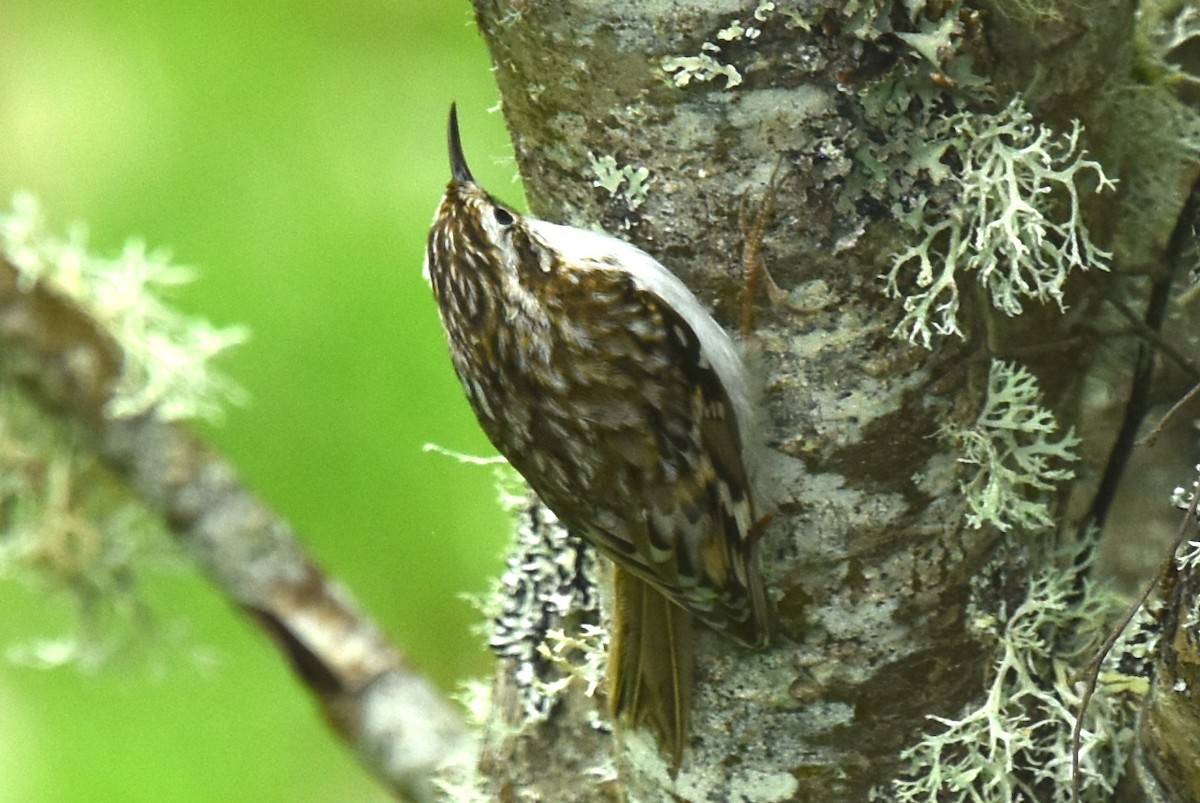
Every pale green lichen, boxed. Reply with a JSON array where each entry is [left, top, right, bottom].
[[0, 192, 248, 421], [433, 681, 494, 803], [944, 360, 1079, 533], [875, 550, 1141, 802], [0, 387, 204, 674], [588, 153, 652, 211], [534, 624, 608, 709], [431, 773, 491, 803], [1171, 464, 1200, 513], [661, 44, 744, 89], [1178, 540, 1200, 630], [1143, 2, 1200, 87], [486, 498, 603, 723], [663, 1, 957, 93], [883, 98, 1115, 347], [453, 678, 494, 730], [1172, 474, 1200, 581], [0, 193, 244, 673], [842, 0, 943, 42], [717, 19, 762, 41], [753, 2, 777, 23], [894, 12, 962, 65]]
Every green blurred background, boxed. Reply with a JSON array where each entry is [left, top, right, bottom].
[[0, 1, 520, 799]]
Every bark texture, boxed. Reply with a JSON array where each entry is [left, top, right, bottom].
[[1137, 558, 1200, 803], [467, 1, 1200, 800]]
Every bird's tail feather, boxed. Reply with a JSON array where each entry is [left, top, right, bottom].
[[609, 566, 694, 771]]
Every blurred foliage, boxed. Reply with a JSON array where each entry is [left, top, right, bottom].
[[0, 1, 520, 799]]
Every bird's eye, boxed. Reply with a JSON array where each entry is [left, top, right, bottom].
[[493, 207, 515, 226]]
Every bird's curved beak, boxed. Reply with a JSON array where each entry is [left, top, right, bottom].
[[448, 103, 475, 184]]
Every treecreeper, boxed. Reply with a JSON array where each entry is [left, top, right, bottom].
[[423, 104, 770, 769]]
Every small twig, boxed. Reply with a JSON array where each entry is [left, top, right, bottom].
[[1140, 378, 1200, 447], [1070, 478, 1199, 802], [987, 335, 1092, 362], [1096, 285, 1200, 381]]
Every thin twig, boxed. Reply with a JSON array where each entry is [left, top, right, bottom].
[[1140, 378, 1200, 447], [1097, 287, 1200, 380]]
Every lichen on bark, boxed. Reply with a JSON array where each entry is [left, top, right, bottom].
[[464, 0, 1200, 800]]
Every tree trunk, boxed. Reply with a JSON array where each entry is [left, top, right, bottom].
[[466, 1, 1200, 800]]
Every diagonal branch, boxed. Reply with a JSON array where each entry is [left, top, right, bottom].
[[0, 255, 471, 802]]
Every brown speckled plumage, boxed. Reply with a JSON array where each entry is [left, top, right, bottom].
[[424, 105, 769, 766]]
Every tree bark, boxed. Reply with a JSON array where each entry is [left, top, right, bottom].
[[467, 1, 1200, 800]]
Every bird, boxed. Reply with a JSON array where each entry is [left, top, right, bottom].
[[423, 103, 769, 767]]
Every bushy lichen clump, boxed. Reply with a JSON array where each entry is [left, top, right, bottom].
[[659, 4, 1111, 347], [1171, 472, 1200, 634], [944, 360, 1080, 533], [1171, 465, 1200, 514], [487, 499, 606, 723], [0, 388, 203, 672], [890, 361, 1136, 799], [0, 192, 247, 421], [0, 193, 245, 672], [876, 547, 1142, 802], [882, 98, 1115, 347]]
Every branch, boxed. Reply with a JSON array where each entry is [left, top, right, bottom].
[[0, 254, 471, 802]]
